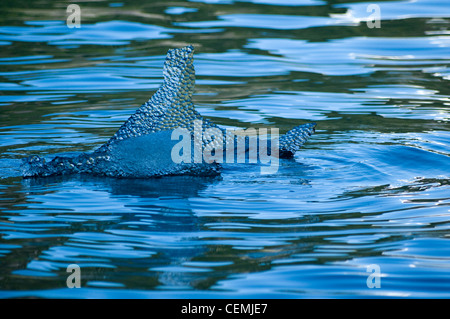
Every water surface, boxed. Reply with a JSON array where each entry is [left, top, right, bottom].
[[0, 0, 449, 298]]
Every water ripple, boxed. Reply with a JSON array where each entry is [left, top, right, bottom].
[[0, 0, 449, 298]]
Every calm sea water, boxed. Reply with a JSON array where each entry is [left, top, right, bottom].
[[0, 0, 449, 298]]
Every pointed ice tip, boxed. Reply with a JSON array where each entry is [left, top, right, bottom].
[[167, 45, 195, 60], [183, 45, 195, 58], [278, 122, 317, 159]]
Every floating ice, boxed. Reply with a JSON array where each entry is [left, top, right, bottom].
[[22, 45, 316, 178]]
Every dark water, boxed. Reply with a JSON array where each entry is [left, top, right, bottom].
[[1, 0, 450, 298]]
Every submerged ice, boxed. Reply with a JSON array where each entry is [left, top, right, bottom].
[[21, 45, 316, 178]]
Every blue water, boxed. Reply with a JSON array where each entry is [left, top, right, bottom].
[[0, 0, 449, 298]]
